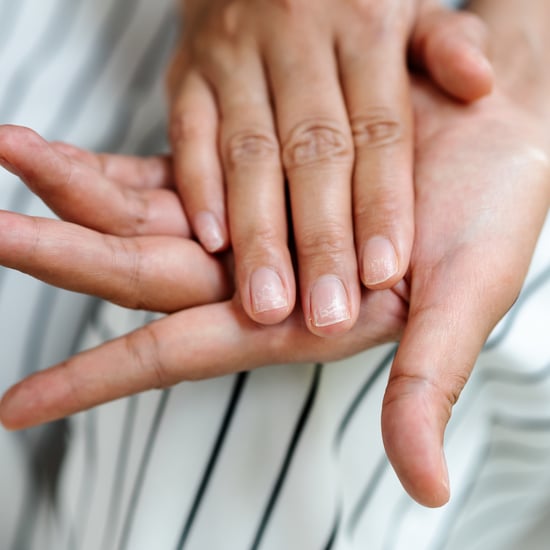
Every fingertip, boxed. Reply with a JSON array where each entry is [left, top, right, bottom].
[[247, 266, 293, 325], [382, 385, 451, 507], [413, 9, 494, 103], [194, 210, 229, 252], [306, 275, 357, 337], [0, 125, 44, 173], [0, 382, 37, 431], [360, 235, 403, 289], [434, 41, 494, 102]]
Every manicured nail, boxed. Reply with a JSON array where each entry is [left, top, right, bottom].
[[362, 236, 398, 286], [310, 275, 350, 327], [250, 267, 288, 313], [194, 211, 224, 252]]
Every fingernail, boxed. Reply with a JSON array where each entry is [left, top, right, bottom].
[[463, 44, 494, 79], [310, 275, 350, 327], [194, 211, 224, 252], [250, 267, 288, 313], [362, 236, 398, 286]]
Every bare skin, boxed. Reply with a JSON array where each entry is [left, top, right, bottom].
[[0, 0, 549, 509], [167, 0, 493, 335]]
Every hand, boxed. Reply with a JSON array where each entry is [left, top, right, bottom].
[[381, 78, 550, 506], [167, 0, 493, 335], [2, 73, 548, 510], [0, 123, 407, 428]]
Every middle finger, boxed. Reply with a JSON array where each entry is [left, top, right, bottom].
[[265, 28, 360, 336]]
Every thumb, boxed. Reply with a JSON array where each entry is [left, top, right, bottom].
[[410, 4, 494, 102], [381, 270, 499, 507]]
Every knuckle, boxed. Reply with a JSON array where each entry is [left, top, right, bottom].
[[247, 225, 282, 249], [125, 325, 171, 389], [282, 120, 353, 170], [384, 371, 466, 422], [225, 130, 280, 169], [129, 193, 151, 236], [105, 237, 144, 309], [220, 2, 244, 40], [268, 0, 303, 15], [351, 110, 403, 149], [347, 0, 410, 33], [169, 110, 212, 145], [238, 226, 286, 266], [59, 360, 86, 412], [354, 188, 403, 224], [297, 224, 349, 262]]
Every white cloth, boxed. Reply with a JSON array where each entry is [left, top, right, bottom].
[[1, 1, 549, 549]]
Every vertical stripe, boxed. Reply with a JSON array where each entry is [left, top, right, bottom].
[[99, 395, 139, 550], [249, 363, 323, 550], [118, 389, 171, 550], [347, 455, 389, 536], [176, 372, 249, 550], [334, 347, 396, 449], [65, 410, 98, 550], [322, 503, 342, 550]]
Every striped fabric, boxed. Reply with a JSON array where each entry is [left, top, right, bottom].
[[1, 1, 550, 549]]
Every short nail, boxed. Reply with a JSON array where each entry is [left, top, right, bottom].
[[194, 211, 224, 252], [250, 267, 288, 314], [310, 275, 350, 328], [362, 236, 398, 286]]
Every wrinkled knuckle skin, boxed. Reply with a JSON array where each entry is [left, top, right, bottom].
[[225, 131, 280, 169], [351, 111, 403, 150], [298, 225, 350, 263], [169, 112, 208, 145], [125, 325, 171, 390], [347, 0, 409, 34], [282, 120, 353, 170]]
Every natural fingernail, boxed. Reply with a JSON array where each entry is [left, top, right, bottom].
[[463, 44, 494, 80], [194, 211, 225, 252], [362, 236, 398, 286], [310, 275, 350, 327], [250, 267, 288, 314]]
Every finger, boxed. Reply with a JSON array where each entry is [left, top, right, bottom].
[[381, 257, 502, 508], [264, 28, 360, 336], [216, 50, 294, 324], [0, 125, 190, 237], [170, 70, 228, 252], [0, 301, 272, 430], [337, 28, 414, 290], [50, 141, 175, 190], [411, 5, 494, 102], [0, 285, 407, 431], [0, 210, 232, 312]]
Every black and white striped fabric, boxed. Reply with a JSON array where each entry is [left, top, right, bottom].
[[1, 1, 550, 549]]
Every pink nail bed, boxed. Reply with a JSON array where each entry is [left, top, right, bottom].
[[310, 275, 350, 327], [194, 211, 224, 252], [250, 267, 288, 313]]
